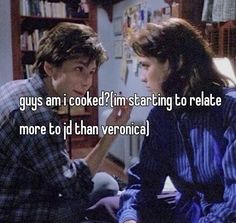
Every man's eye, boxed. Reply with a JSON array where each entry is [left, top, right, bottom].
[[90, 71, 95, 76], [75, 66, 83, 72]]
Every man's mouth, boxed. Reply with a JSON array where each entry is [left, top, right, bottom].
[[73, 90, 85, 97]]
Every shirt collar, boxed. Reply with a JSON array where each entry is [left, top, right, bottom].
[[29, 74, 48, 98], [28, 74, 59, 112]]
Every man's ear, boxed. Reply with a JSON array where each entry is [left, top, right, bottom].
[[43, 61, 54, 77]]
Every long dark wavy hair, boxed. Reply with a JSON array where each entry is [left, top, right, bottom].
[[129, 18, 232, 98]]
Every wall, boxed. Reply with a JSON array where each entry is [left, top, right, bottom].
[[0, 0, 13, 86], [98, 0, 167, 122], [0, 0, 164, 162], [97, 0, 166, 162]]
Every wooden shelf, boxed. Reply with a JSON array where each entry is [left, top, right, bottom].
[[21, 15, 89, 21], [205, 21, 236, 60], [21, 16, 89, 31]]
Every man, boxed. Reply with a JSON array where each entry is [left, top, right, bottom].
[[0, 22, 132, 222]]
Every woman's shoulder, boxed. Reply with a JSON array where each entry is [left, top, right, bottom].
[[149, 105, 170, 117], [223, 87, 236, 104], [225, 87, 236, 96], [222, 87, 236, 122]]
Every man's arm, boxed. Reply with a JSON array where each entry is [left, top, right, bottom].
[[8, 103, 131, 200], [84, 105, 132, 176]]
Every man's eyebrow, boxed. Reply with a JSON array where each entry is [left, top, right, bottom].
[[75, 60, 88, 66], [75, 60, 97, 69]]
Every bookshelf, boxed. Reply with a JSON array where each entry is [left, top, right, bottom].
[[205, 21, 236, 73], [174, 0, 236, 72], [11, 0, 99, 149]]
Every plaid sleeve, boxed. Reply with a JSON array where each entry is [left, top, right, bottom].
[[14, 108, 94, 199]]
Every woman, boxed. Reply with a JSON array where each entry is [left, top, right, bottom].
[[118, 18, 236, 223]]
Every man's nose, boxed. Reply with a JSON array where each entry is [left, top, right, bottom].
[[81, 78, 90, 87], [81, 73, 92, 86]]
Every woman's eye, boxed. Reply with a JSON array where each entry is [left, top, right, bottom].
[[140, 63, 149, 69]]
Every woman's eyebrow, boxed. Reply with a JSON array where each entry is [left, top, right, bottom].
[[140, 61, 148, 65]]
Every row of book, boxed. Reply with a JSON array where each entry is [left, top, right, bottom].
[[20, 29, 46, 51], [23, 64, 34, 79], [20, 0, 67, 18]]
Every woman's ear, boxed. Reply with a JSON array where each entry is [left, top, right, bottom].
[[43, 61, 54, 77], [163, 59, 170, 74], [177, 55, 183, 71]]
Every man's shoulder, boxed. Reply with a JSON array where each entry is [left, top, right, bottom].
[[0, 75, 44, 97], [0, 79, 28, 94], [0, 79, 29, 111], [0, 75, 47, 118]]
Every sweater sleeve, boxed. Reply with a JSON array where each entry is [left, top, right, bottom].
[[118, 108, 169, 223], [199, 104, 236, 223]]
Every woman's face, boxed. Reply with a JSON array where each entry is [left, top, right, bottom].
[[139, 56, 169, 95]]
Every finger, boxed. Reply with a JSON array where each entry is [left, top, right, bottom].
[[109, 106, 121, 117], [118, 105, 132, 122], [121, 102, 133, 115]]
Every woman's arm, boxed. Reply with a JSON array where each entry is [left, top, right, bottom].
[[199, 118, 236, 223], [118, 107, 169, 223]]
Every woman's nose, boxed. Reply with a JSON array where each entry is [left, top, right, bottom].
[[140, 72, 147, 82]]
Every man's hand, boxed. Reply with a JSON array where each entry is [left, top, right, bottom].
[[84, 102, 132, 176], [106, 103, 132, 127]]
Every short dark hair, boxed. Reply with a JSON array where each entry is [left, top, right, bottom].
[[129, 18, 231, 97], [33, 22, 107, 76]]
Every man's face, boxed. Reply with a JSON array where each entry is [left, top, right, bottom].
[[47, 57, 97, 98], [139, 56, 169, 95]]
